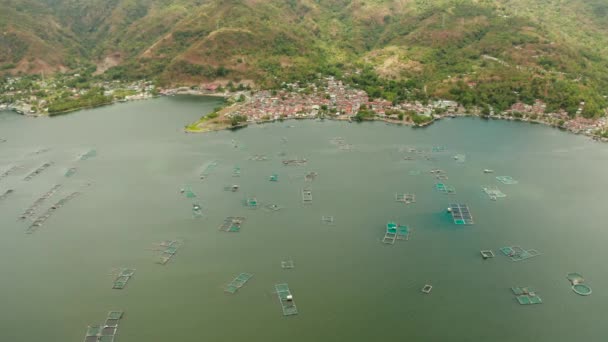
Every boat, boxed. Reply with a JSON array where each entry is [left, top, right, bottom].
[[483, 169, 494, 173]]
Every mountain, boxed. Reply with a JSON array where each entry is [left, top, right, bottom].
[[1, 0, 607, 116]]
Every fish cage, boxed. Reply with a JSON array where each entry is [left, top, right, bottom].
[[192, 203, 203, 217], [263, 203, 284, 212], [482, 186, 506, 200], [283, 158, 307, 166], [321, 215, 335, 225], [65, 167, 77, 177], [156, 240, 182, 265], [382, 222, 410, 244], [0, 189, 14, 201], [200, 161, 218, 179], [112, 269, 135, 289], [567, 273, 592, 296], [281, 259, 295, 269], [304, 171, 318, 182], [219, 217, 246, 232], [447, 204, 474, 225], [243, 196, 259, 209], [435, 183, 456, 194], [432, 146, 446, 152], [23, 162, 53, 181], [19, 184, 62, 220], [453, 154, 466, 163], [223, 184, 240, 192], [180, 187, 197, 199], [301, 188, 312, 204], [269, 174, 279, 182], [79, 149, 97, 161], [496, 176, 518, 185], [275, 283, 298, 316], [224, 273, 254, 294], [422, 284, 433, 294], [26, 192, 81, 234], [511, 287, 542, 305], [0, 165, 21, 181], [480, 250, 495, 259], [83, 311, 124, 342], [395, 193, 416, 204], [499, 246, 541, 261], [249, 155, 268, 161], [232, 166, 242, 177]]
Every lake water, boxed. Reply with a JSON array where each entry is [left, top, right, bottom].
[[1, 96, 607, 342]]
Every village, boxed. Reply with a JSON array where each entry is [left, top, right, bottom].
[[1, 74, 608, 141], [200, 77, 608, 141]]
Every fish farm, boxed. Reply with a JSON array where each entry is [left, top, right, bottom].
[[496, 176, 518, 185], [482, 186, 506, 200], [567, 273, 592, 296], [435, 183, 456, 194], [395, 193, 416, 204], [200, 161, 218, 179], [281, 259, 295, 269], [511, 287, 543, 305], [79, 149, 97, 161], [83, 311, 124, 342], [0, 189, 14, 201], [0, 165, 20, 181], [19, 184, 62, 220], [447, 204, 474, 225], [26, 191, 81, 233], [224, 273, 253, 294], [275, 283, 298, 316], [382, 222, 411, 244], [23, 162, 53, 181], [156, 240, 182, 265], [499, 246, 541, 261], [301, 188, 312, 204], [65, 167, 77, 177], [112, 268, 135, 289], [219, 217, 246, 232]]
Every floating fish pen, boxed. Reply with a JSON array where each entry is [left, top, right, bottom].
[[243, 196, 259, 209], [26, 192, 81, 233], [232, 166, 241, 177], [329, 137, 345, 145], [304, 171, 318, 182], [283, 158, 307, 166], [19, 184, 62, 220], [511, 287, 543, 305], [0, 165, 20, 181], [65, 167, 77, 177], [281, 137, 289, 143], [84, 311, 124, 342], [430, 169, 448, 180], [480, 250, 495, 259], [499, 246, 541, 261], [275, 283, 298, 316], [156, 240, 182, 265], [192, 203, 203, 217], [219, 217, 246, 232], [338, 144, 353, 151], [408, 170, 421, 176], [432, 146, 446, 152], [23, 162, 53, 181], [301, 188, 312, 204], [447, 204, 474, 225], [482, 186, 506, 200], [321, 215, 334, 225], [0, 189, 14, 201], [453, 154, 466, 162], [181, 187, 197, 198], [403, 156, 414, 161], [249, 154, 268, 161], [422, 284, 433, 294], [200, 161, 218, 179], [496, 176, 518, 185], [225, 273, 253, 294], [395, 193, 416, 204], [79, 149, 97, 161], [269, 174, 279, 182], [567, 273, 592, 296], [435, 183, 456, 194], [112, 268, 135, 289], [281, 259, 295, 269], [30, 148, 51, 156], [264, 203, 284, 212], [224, 184, 240, 192], [382, 222, 411, 244]]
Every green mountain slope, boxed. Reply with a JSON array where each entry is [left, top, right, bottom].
[[1, 0, 607, 115]]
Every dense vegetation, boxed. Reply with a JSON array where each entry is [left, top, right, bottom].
[[47, 88, 112, 115], [1, 0, 608, 116]]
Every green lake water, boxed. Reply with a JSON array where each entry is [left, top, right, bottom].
[[1, 96, 607, 341]]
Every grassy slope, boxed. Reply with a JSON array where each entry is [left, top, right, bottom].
[[1, 0, 607, 114]]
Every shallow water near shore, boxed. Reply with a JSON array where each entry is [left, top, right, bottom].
[[1, 96, 607, 342]]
